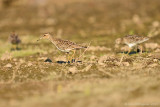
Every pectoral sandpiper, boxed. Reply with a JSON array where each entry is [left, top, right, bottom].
[[115, 35, 149, 54], [37, 33, 87, 62], [9, 32, 21, 50]]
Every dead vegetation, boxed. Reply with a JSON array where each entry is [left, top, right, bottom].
[[0, 0, 160, 107]]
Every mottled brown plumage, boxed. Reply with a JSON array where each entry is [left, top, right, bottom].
[[115, 35, 150, 54], [37, 33, 87, 62], [123, 35, 149, 47], [38, 33, 87, 53], [9, 32, 21, 50], [9, 32, 21, 45], [116, 35, 149, 48]]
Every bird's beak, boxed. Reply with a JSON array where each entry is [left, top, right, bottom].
[[37, 36, 43, 41]]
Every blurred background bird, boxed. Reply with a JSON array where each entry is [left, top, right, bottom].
[[8, 31, 21, 51], [115, 35, 150, 54]]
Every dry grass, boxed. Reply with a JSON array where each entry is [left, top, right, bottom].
[[0, 0, 160, 107]]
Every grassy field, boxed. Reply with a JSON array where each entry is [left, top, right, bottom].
[[0, 0, 160, 107]]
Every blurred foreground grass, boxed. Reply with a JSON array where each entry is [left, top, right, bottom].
[[0, 0, 160, 107]]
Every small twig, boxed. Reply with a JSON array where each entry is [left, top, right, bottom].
[[119, 52, 125, 66], [78, 41, 91, 60], [7, 63, 21, 83]]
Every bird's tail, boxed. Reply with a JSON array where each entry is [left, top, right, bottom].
[[75, 43, 89, 49], [144, 37, 150, 41], [139, 37, 150, 44], [82, 46, 88, 48]]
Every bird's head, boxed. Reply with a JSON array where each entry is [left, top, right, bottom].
[[37, 33, 52, 41], [115, 38, 122, 45]]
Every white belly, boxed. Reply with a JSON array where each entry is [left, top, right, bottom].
[[127, 43, 137, 48], [51, 41, 73, 53]]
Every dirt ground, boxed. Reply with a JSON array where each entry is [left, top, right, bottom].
[[0, 0, 160, 107]]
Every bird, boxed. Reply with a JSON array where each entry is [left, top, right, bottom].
[[115, 35, 150, 54], [37, 33, 87, 62], [9, 32, 21, 50]]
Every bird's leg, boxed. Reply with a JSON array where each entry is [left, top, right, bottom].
[[16, 44, 18, 50], [78, 49, 82, 61], [68, 53, 71, 63], [71, 50, 76, 63], [119, 51, 125, 66], [136, 45, 138, 53], [13, 44, 16, 50], [15, 44, 18, 50], [11, 44, 16, 51], [137, 45, 142, 53], [11, 44, 14, 50], [66, 52, 70, 63], [127, 48, 131, 55], [140, 45, 143, 54]]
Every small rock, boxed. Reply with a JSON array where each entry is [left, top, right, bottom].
[[122, 62, 130, 66], [153, 59, 158, 62], [69, 66, 78, 74], [4, 63, 12, 68], [13, 58, 17, 61], [148, 63, 158, 68], [19, 59, 25, 64], [28, 62, 33, 66]]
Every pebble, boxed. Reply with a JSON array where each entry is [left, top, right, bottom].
[[4, 63, 12, 68]]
